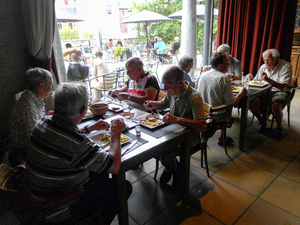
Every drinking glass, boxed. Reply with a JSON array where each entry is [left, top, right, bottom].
[[122, 100, 131, 119]]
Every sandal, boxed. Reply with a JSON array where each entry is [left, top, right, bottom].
[[227, 118, 234, 128], [218, 137, 234, 146]]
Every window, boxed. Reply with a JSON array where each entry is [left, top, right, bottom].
[[69, 23, 73, 29]]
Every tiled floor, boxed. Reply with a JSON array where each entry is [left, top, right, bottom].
[[1, 87, 300, 224], [111, 88, 300, 225]]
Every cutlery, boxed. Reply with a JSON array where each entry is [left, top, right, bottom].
[[121, 140, 138, 156]]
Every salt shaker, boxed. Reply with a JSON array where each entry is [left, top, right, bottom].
[[135, 124, 141, 136]]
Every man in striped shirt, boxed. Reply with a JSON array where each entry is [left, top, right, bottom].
[[25, 83, 132, 224]]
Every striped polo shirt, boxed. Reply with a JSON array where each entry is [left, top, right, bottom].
[[25, 114, 113, 199]]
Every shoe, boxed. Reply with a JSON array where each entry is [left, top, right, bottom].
[[172, 168, 181, 188], [218, 137, 234, 146], [274, 127, 284, 139], [159, 169, 173, 184], [227, 118, 234, 128]]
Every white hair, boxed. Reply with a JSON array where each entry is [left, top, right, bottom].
[[217, 44, 231, 53], [175, 37, 180, 42], [262, 49, 280, 59]]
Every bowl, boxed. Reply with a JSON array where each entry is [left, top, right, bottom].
[[89, 102, 108, 116]]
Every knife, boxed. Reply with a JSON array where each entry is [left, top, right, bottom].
[[121, 140, 138, 156]]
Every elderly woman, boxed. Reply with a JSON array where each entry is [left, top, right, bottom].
[[178, 55, 195, 88]]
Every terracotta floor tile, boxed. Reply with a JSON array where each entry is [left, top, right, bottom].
[[260, 137, 300, 157], [236, 199, 300, 225], [180, 211, 223, 225], [214, 158, 277, 196], [237, 146, 293, 174], [198, 177, 256, 225], [281, 156, 300, 183], [261, 176, 300, 218]]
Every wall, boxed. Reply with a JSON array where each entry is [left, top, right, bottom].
[[0, 1, 27, 139]]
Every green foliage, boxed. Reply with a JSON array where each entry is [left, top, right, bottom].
[[114, 46, 124, 56], [132, 0, 219, 52], [81, 32, 95, 39], [132, 0, 182, 44], [59, 27, 80, 40]]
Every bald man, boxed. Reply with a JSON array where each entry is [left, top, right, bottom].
[[144, 66, 207, 188], [109, 57, 160, 104]]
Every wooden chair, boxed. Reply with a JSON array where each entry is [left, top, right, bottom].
[[0, 163, 103, 225]]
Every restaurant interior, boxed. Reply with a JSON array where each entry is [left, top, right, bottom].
[[1, 0, 300, 224]]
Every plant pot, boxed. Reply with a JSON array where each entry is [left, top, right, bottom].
[[122, 51, 132, 60], [114, 55, 120, 62]]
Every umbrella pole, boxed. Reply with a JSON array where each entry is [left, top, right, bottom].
[[145, 21, 148, 43]]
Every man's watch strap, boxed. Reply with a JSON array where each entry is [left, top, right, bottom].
[[127, 95, 131, 100], [84, 125, 90, 134]]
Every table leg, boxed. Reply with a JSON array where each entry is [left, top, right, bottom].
[[180, 139, 190, 204], [239, 97, 249, 150], [113, 168, 129, 225]]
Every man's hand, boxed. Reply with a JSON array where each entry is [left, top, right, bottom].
[[108, 90, 120, 97], [143, 100, 155, 110], [226, 73, 234, 79], [246, 73, 254, 80], [111, 118, 126, 134], [117, 92, 129, 101], [261, 72, 267, 81], [93, 120, 110, 130], [162, 113, 178, 124]]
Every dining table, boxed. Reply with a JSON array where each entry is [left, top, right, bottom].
[[232, 81, 272, 150], [78, 101, 201, 225]]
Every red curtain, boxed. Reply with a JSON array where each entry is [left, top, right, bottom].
[[217, 0, 298, 75]]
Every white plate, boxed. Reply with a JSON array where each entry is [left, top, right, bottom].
[[90, 132, 133, 149]]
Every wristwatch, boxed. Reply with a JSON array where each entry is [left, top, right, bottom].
[[269, 80, 274, 86], [127, 95, 131, 100]]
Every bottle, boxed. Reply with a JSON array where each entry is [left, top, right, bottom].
[[135, 124, 141, 136]]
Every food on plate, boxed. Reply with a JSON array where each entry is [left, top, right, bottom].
[[231, 86, 242, 92], [99, 133, 130, 147], [250, 80, 267, 86], [148, 116, 157, 122], [140, 121, 161, 127], [111, 107, 120, 111]]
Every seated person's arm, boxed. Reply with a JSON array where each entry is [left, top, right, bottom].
[[108, 86, 128, 97], [117, 86, 158, 104], [162, 113, 207, 132], [261, 72, 288, 90], [107, 119, 125, 174], [81, 119, 110, 133], [143, 100, 165, 111]]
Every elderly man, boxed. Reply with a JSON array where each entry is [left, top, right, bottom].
[[144, 66, 207, 188], [169, 37, 180, 55], [25, 83, 132, 224], [203, 44, 243, 80], [7, 68, 54, 165], [197, 52, 247, 145], [247, 49, 292, 138], [67, 52, 89, 82], [109, 57, 160, 104]]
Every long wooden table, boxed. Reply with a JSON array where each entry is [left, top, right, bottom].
[[236, 84, 272, 150], [79, 106, 200, 224]]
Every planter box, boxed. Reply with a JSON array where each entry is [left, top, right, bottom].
[[122, 51, 132, 60]]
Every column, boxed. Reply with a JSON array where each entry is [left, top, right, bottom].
[[181, 0, 197, 76]]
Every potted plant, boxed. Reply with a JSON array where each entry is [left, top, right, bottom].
[[121, 47, 133, 60], [113, 46, 123, 62]]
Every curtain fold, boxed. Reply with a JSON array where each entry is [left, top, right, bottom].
[[21, 0, 55, 71], [217, 0, 298, 75]]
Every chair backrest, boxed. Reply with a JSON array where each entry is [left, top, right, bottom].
[[210, 105, 232, 125]]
